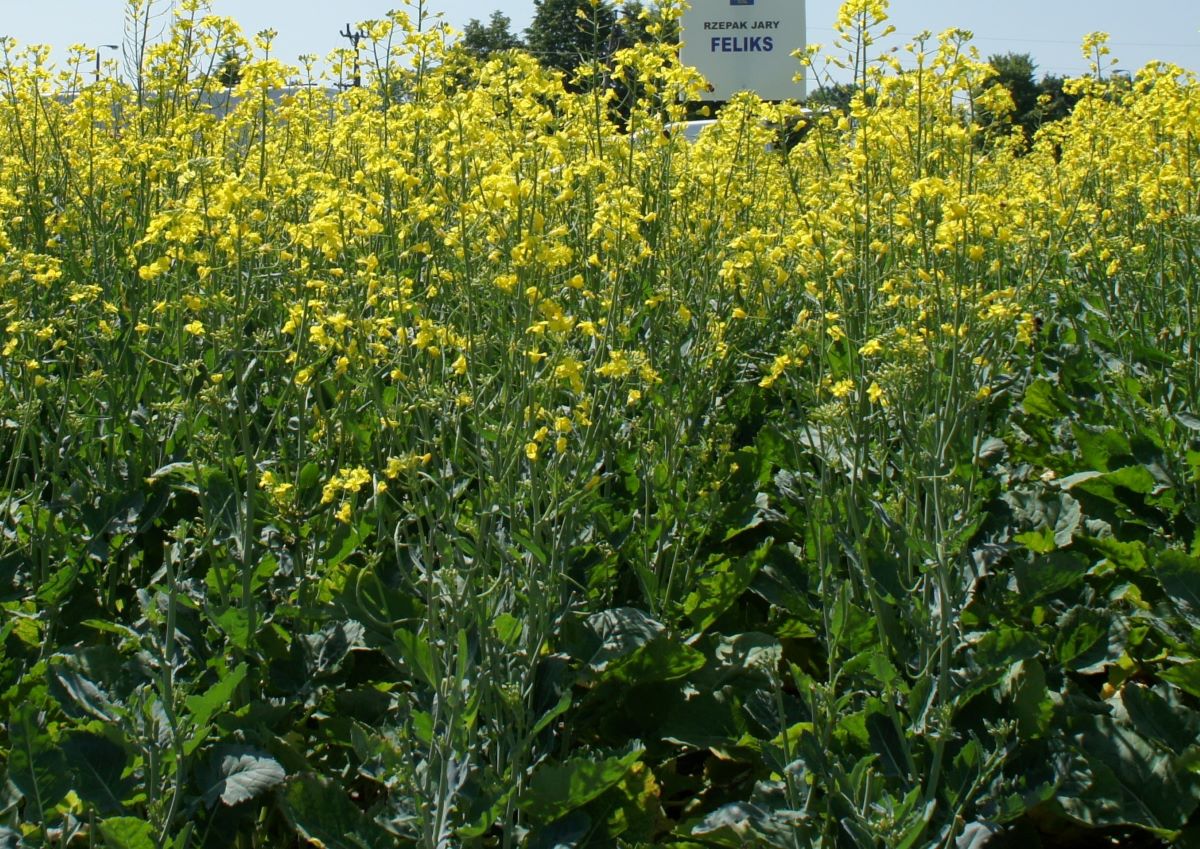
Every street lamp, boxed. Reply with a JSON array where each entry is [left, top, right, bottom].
[[94, 43, 118, 81]]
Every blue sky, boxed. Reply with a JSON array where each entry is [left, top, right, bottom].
[[2, 0, 1197, 83]]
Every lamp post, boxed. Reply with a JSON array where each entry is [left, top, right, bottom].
[[94, 43, 118, 81], [339, 24, 364, 88]]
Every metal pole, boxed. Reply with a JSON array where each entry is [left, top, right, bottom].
[[339, 24, 364, 87], [94, 43, 118, 81]]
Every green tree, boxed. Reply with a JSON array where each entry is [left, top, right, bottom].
[[988, 52, 1039, 137], [525, 0, 618, 76], [984, 53, 1080, 147], [1035, 73, 1080, 125], [217, 47, 243, 88], [461, 10, 524, 61], [805, 81, 856, 113], [613, 1, 679, 48]]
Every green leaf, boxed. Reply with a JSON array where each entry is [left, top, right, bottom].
[[216, 607, 251, 651], [492, 613, 523, 647], [1015, 550, 1088, 602], [865, 708, 910, 779], [323, 519, 371, 570], [599, 635, 706, 685], [960, 628, 1041, 704], [1072, 425, 1131, 473], [1023, 379, 1063, 418], [199, 746, 286, 807], [302, 620, 366, 676], [298, 462, 321, 493], [1063, 465, 1158, 506], [280, 774, 391, 849], [585, 608, 663, 671], [393, 628, 436, 687], [97, 817, 156, 849], [48, 663, 117, 722], [1161, 662, 1200, 698], [1003, 658, 1051, 737], [1014, 527, 1056, 555], [520, 745, 644, 823], [684, 540, 772, 635], [1155, 550, 1200, 629], [36, 564, 80, 606], [597, 762, 667, 843], [1062, 712, 1200, 836], [1054, 606, 1113, 672], [1121, 683, 1199, 755], [7, 703, 71, 822], [661, 687, 749, 749], [184, 662, 247, 730], [63, 732, 132, 816], [201, 469, 240, 543]]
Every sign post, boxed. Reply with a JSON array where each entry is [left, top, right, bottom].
[[680, 0, 806, 102]]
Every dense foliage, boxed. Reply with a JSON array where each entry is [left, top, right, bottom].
[[2, 1, 1200, 847]]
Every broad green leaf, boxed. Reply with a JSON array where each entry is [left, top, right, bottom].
[[585, 608, 663, 671], [492, 612, 523, 647], [1062, 713, 1200, 835], [684, 540, 772, 635], [865, 709, 910, 779], [598, 762, 667, 842], [280, 774, 391, 849], [201, 469, 240, 544], [184, 662, 247, 730], [599, 636, 706, 685], [48, 663, 117, 722], [97, 817, 156, 849], [36, 564, 79, 606], [1155, 550, 1200, 629], [692, 802, 773, 843], [393, 628, 436, 686], [955, 821, 1001, 849], [1003, 659, 1051, 737], [959, 628, 1041, 704], [323, 519, 371, 570], [1015, 550, 1088, 602], [199, 746, 286, 807], [7, 703, 71, 822], [526, 811, 590, 849], [1121, 683, 1199, 755], [63, 733, 132, 816], [1072, 424, 1131, 472], [216, 607, 251, 651], [297, 462, 321, 493], [1014, 527, 1056, 555], [661, 687, 748, 749], [1054, 606, 1113, 672], [1023, 379, 1063, 418], [1162, 662, 1200, 699], [302, 620, 365, 676], [1064, 465, 1158, 508], [520, 745, 644, 823]]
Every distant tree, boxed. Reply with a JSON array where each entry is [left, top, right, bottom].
[[983, 53, 1081, 147], [987, 52, 1039, 138], [805, 82, 856, 113], [525, 0, 618, 76], [217, 48, 243, 88], [1035, 74, 1081, 125], [461, 10, 524, 61], [613, 1, 679, 49]]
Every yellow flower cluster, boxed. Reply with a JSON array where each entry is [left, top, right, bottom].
[[0, 0, 1193, 546]]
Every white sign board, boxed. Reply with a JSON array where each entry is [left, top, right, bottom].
[[680, 0, 806, 102]]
